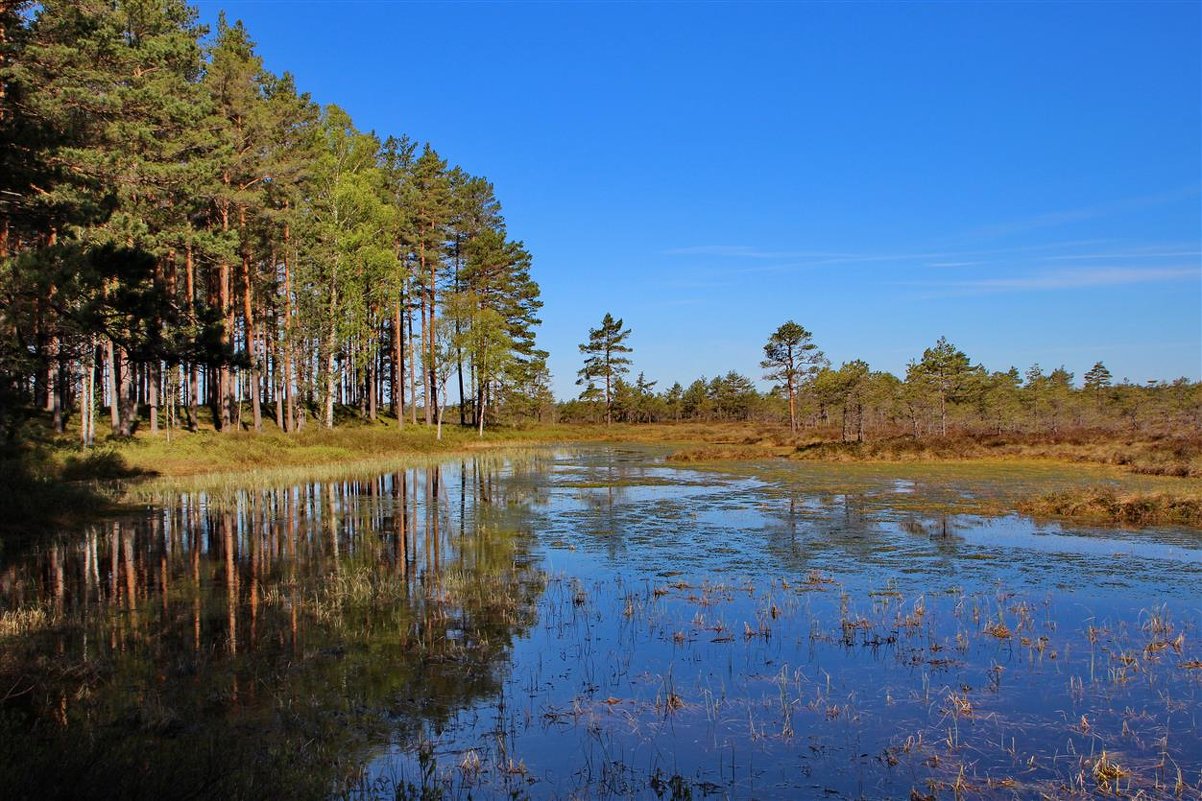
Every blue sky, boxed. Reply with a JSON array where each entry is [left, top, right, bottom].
[[195, 1, 1201, 398]]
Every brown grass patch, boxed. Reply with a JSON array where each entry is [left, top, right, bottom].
[[1018, 486, 1202, 527]]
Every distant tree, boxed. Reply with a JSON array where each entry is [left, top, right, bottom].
[[1084, 361, 1112, 413], [762, 321, 825, 433], [681, 377, 711, 420], [980, 367, 1023, 434], [908, 336, 978, 437], [834, 360, 870, 442], [710, 371, 759, 421], [632, 372, 658, 422], [577, 382, 605, 423], [1046, 366, 1074, 434], [1083, 361, 1112, 391], [662, 382, 684, 421], [1023, 364, 1047, 432], [577, 312, 632, 425]]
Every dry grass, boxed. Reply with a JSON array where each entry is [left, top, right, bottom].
[[1018, 486, 1202, 527], [660, 427, 1202, 477]]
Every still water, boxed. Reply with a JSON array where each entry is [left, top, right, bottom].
[[1, 447, 1199, 800]]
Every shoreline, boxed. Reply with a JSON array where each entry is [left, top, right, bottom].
[[4, 423, 1201, 534]]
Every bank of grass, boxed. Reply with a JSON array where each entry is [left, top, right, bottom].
[[5, 415, 1202, 531], [0, 414, 580, 533], [654, 423, 1202, 478], [1017, 486, 1202, 528]]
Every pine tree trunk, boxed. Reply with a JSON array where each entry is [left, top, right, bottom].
[[241, 238, 262, 432], [426, 243, 438, 425], [149, 361, 159, 435], [107, 338, 119, 430], [368, 351, 378, 421], [323, 282, 339, 429], [605, 372, 612, 426], [80, 341, 95, 447], [476, 383, 484, 431], [940, 391, 947, 437], [407, 303, 417, 425], [392, 301, 403, 426], [282, 227, 296, 433], [218, 193, 233, 432], [184, 244, 198, 431], [118, 348, 137, 437], [272, 309, 284, 431]]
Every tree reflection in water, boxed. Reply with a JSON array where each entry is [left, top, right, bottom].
[[0, 456, 548, 801]]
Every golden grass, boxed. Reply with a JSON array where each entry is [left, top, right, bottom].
[[1017, 486, 1202, 527], [8, 418, 1202, 531]]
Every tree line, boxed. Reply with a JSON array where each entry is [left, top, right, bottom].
[[0, 0, 549, 443], [563, 315, 1202, 437]]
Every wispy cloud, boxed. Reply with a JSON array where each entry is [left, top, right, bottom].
[[661, 245, 840, 259], [665, 239, 1121, 268], [1041, 248, 1201, 262], [919, 266, 1199, 294], [960, 186, 1201, 240], [662, 239, 1200, 284]]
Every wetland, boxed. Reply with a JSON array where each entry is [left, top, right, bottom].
[[1, 445, 1199, 800]]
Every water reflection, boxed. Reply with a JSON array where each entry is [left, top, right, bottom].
[[2, 447, 1201, 800], [0, 457, 549, 801]]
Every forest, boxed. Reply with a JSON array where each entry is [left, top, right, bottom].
[[0, 0, 549, 444], [564, 314, 1201, 445]]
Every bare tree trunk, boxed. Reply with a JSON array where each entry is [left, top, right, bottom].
[[107, 338, 119, 430], [81, 340, 96, 447], [368, 348, 378, 421], [148, 361, 159, 435], [240, 225, 262, 432], [605, 372, 612, 426], [424, 241, 438, 425], [392, 301, 403, 427], [218, 193, 233, 432], [477, 382, 486, 438], [282, 226, 296, 433], [323, 283, 339, 429], [272, 308, 284, 431], [787, 375, 797, 434], [407, 302, 418, 425], [183, 243, 198, 431], [117, 348, 137, 437]]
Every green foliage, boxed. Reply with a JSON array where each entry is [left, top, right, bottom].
[[762, 320, 826, 432], [0, 0, 545, 444], [906, 336, 982, 436], [577, 313, 633, 425]]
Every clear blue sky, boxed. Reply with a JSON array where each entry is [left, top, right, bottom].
[[195, 0, 1201, 398]]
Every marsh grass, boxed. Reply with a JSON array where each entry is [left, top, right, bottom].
[[371, 570, 1202, 800], [656, 424, 1202, 476], [9, 418, 1202, 532], [1019, 486, 1202, 527]]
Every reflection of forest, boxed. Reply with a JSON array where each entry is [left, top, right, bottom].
[[765, 487, 967, 573], [0, 458, 547, 801]]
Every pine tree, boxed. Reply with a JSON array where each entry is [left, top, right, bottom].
[[577, 313, 632, 426], [761, 321, 825, 433], [407, 145, 451, 425], [301, 105, 397, 428], [1084, 361, 1112, 414], [909, 336, 977, 437]]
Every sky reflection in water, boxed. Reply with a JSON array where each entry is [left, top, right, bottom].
[[1, 446, 1199, 800]]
